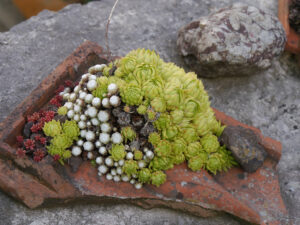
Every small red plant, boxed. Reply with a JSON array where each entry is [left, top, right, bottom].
[[33, 149, 45, 162], [16, 148, 26, 158], [24, 139, 35, 150]]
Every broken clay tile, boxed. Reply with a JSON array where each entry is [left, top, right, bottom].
[[0, 41, 287, 225]]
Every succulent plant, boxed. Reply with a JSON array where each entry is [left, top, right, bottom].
[[138, 168, 151, 183], [31, 47, 239, 189], [148, 132, 161, 147], [57, 106, 68, 115], [62, 120, 80, 140], [120, 84, 144, 106], [123, 160, 139, 176], [151, 171, 166, 187], [110, 144, 126, 161], [43, 120, 62, 137], [200, 134, 220, 154], [121, 126, 136, 142]]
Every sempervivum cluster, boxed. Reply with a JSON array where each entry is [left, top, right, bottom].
[[33, 48, 238, 189], [55, 64, 157, 189]]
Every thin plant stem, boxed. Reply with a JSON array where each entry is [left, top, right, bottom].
[[105, 0, 120, 62]]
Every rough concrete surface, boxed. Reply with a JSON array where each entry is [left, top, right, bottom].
[[0, 0, 299, 224]]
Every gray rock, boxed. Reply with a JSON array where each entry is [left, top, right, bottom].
[[219, 125, 267, 172], [0, 0, 299, 224], [177, 3, 286, 77]]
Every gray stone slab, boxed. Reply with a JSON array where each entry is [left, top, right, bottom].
[[0, 0, 299, 224]]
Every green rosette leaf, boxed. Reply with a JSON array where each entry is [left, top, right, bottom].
[[57, 106, 68, 116], [133, 63, 157, 84], [154, 113, 170, 131], [151, 97, 166, 113], [110, 144, 126, 161], [43, 120, 62, 137], [184, 142, 203, 160], [137, 105, 147, 115], [148, 132, 161, 147], [162, 126, 178, 141], [206, 154, 223, 175], [172, 153, 185, 165], [62, 120, 80, 140], [142, 79, 163, 100], [134, 150, 143, 160], [50, 133, 73, 149], [121, 126, 136, 142], [170, 110, 184, 124], [120, 84, 143, 106], [172, 138, 187, 155], [122, 160, 139, 176], [155, 140, 172, 158], [138, 168, 152, 183], [200, 134, 220, 154], [183, 98, 200, 118], [188, 152, 208, 171], [182, 127, 198, 143], [150, 156, 173, 171], [151, 171, 166, 187]]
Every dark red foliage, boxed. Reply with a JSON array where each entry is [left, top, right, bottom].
[[44, 111, 55, 119], [50, 95, 63, 107], [27, 112, 40, 122], [64, 80, 74, 87], [34, 135, 41, 141], [33, 149, 45, 162], [53, 154, 61, 161], [55, 85, 65, 95], [24, 139, 35, 150], [39, 137, 47, 145], [16, 135, 24, 144], [31, 123, 43, 133], [16, 148, 26, 158]]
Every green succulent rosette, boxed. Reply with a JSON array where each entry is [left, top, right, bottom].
[[120, 84, 144, 106], [172, 153, 185, 165], [170, 110, 184, 125], [151, 171, 166, 187], [110, 144, 126, 161], [62, 120, 80, 140], [206, 154, 223, 175], [172, 138, 187, 155], [137, 104, 147, 115], [57, 106, 68, 116], [148, 132, 161, 147], [151, 97, 166, 113], [154, 113, 170, 131], [188, 152, 208, 171], [184, 142, 203, 160], [121, 126, 136, 142], [50, 133, 73, 150], [134, 150, 143, 160], [138, 168, 152, 183], [200, 134, 220, 154], [122, 160, 139, 176], [181, 127, 198, 143], [155, 140, 172, 158], [150, 156, 173, 171], [43, 120, 62, 137], [162, 126, 178, 141]]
